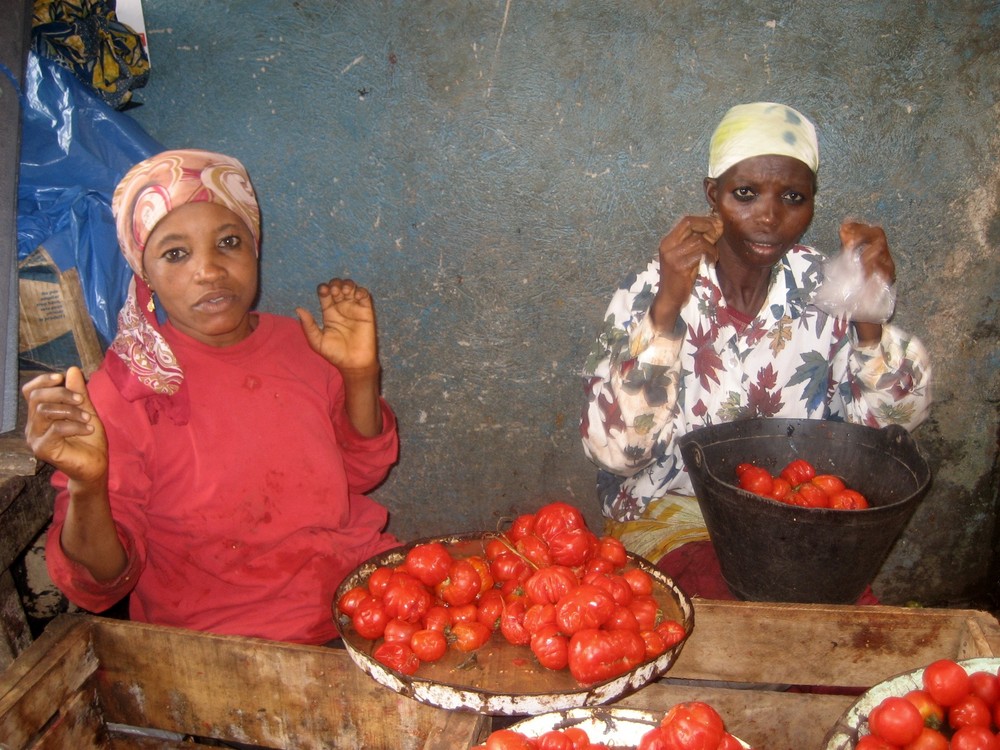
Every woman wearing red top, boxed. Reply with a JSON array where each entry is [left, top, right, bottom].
[[22, 149, 400, 644]]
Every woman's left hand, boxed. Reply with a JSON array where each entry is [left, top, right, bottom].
[[296, 278, 380, 374], [841, 222, 895, 346]]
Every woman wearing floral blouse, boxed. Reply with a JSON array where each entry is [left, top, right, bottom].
[[580, 102, 931, 598]]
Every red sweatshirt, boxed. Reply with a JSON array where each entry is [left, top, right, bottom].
[[46, 313, 400, 644]]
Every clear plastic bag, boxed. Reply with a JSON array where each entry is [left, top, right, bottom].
[[810, 241, 896, 324]]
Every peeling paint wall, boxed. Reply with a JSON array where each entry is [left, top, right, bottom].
[[125, 0, 999, 606]]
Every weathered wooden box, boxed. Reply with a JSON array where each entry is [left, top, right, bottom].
[[0, 614, 485, 749]]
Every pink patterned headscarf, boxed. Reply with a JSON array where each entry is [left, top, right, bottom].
[[106, 150, 260, 415]]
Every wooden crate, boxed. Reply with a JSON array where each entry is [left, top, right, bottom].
[[614, 600, 1000, 750], [0, 614, 486, 750]]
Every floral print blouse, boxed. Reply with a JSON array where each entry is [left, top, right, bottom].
[[581, 245, 932, 522]]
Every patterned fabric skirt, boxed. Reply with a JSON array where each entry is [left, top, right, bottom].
[[603, 492, 710, 565]]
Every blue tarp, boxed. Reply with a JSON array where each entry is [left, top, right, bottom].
[[17, 51, 162, 346]]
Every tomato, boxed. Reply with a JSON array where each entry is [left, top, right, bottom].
[[533, 501, 587, 544], [780, 458, 816, 486], [766, 476, 793, 501], [640, 629, 668, 659], [367, 565, 395, 597], [352, 596, 389, 640], [451, 621, 492, 652], [583, 556, 616, 577], [735, 462, 756, 478], [658, 701, 726, 750], [716, 734, 744, 750], [949, 693, 993, 730], [373, 641, 419, 676], [476, 588, 505, 631], [422, 605, 451, 632], [596, 536, 628, 569], [382, 576, 432, 623], [548, 528, 598, 567], [567, 628, 645, 684], [792, 481, 829, 508], [523, 602, 558, 635], [466, 555, 496, 594], [903, 727, 950, 750], [485, 538, 511, 561], [490, 552, 533, 584], [560, 727, 591, 750], [829, 489, 870, 510], [738, 465, 773, 496], [905, 689, 945, 730], [525, 565, 580, 605], [950, 725, 1000, 750], [537, 730, 576, 750], [336, 585, 371, 616], [500, 577, 528, 605], [622, 568, 654, 597], [515, 534, 553, 568], [855, 736, 899, 750], [403, 542, 454, 587], [655, 619, 687, 649], [555, 584, 616, 634], [382, 617, 420, 644], [484, 729, 535, 750], [530, 623, 570, 670], [869, 696, 924, 746], [410, 628, 448, 663], [436, 559, 483, 607], [507, 514, 536, 543], [499, 598, 531, 646], [811, 474, 846, 495], [923, 659, 971, 707], [583, 571, 634, 606], [449, 603, 479, 625], [970, 671, 1000, 707], [604, 605, 640, 632], [629, 595, 660, 632]]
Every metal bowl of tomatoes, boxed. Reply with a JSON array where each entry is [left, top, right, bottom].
[[823, 657, 1000, 749], [332, 528, 695, 715], [679, 418, 931, 604]]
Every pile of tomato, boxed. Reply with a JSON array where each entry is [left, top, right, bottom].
[[336, 501, 687, 685], [735, 457, 870, 509], [473, 701, 749, 749], [859, 659, 1000, 749]]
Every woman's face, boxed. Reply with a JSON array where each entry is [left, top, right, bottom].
[[142, 201, 259, 347], [704, 154, 816, 270]]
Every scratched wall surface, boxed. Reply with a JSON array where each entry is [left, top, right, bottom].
[[124, 1, 999, 605]]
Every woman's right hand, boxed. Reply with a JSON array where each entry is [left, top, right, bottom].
[[650, 214, 723, 333], [22, 367, 108, 486]]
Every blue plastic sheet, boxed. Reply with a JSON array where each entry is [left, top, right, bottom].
[[17, 51, 162, 347]]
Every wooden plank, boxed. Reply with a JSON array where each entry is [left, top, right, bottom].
[[90, 617, 483, 750], [668, 600, 1000, 688], [0, 465, 54, 571], [0, 616, 98, 749], [0, 568, 31, 670], [23, 683, 105, 750]]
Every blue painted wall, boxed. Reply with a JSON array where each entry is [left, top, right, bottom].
[[124, 0, 1000, 606]]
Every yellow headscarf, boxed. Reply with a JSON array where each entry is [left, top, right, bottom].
[[708, 102, 819, 179]]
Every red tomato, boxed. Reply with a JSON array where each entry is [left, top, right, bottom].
[[855, 736, 898, 750], [567, 629, 645, 684], [367, 565, 395, 598], [537, 730, 576, 750], [477, 589, 506, 631], [500, 577, 528, 605], [382, 617, 420, 644], [525, 565, 580, 605], [523, 602, 558, 635], [735, 462, 756, 477], [490, 552, 533, 584], [410, 628, 448, 663], [738, 465, 773, 496], [596, 536, 628, 569], [583, 556, 616, 577], [716, 734, 744, 750], [604, 605, 640, 632], [451, 621, 492, 652], [658, 701, 726, 750], [640, 629, 667, 659], [515, 534, 553, 568], [507, 514, 536, 542], [923, 659, 971, 707], [629, 595, 660, 632], [484, 538, 511, 561], [655, 619, 687, 649], [548, 528, 598, 567], [583, 571, 634, 606], [829, 488, 870, 510], [533, 501, 587, 544], [869, 696, 924, 746], [436, 559, 483, 607], [555, 584, 616, 634], [793, 481, 830, 508], [382, 576, 432, 623], [484, 729, 535, 750], [373, 641, 419, 675], [352, 596, 389, 640], [560, 727, 590, 750], [622, 568, 654, 597], [950, 725, 1000, 750], [780, 458, 816, 486], [765, 476, 793, 501], [422, 605, 451, 632], [903, 727, 950, 750], [466, 555, 496, 594], [449, 603, 479, 625], [530, 623, 570, 671], [810, 474, 846, 495], [970, 671, 1000, 707], [949, 693, 993, 730], [403, 542, 454, 587], [499, 598, 531, 646], [905, 689, 945, 730], [336, 585, 371, 616]]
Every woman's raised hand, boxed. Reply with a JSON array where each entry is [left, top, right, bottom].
[[840, 221, 894, 346], [296, 278, 381, 374], [650, 214, 724, 333], [22, 367, 108, 485]]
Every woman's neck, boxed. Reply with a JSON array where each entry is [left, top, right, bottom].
[[715, 259, 772, 319]]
